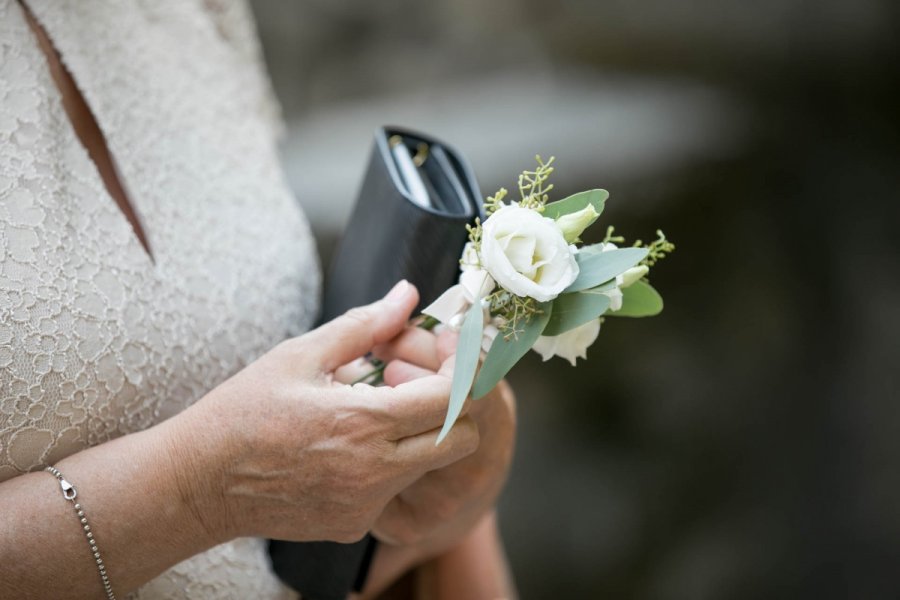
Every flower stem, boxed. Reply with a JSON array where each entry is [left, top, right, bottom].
[[351, 315, 439, 385], [417, 315, 439, 331]]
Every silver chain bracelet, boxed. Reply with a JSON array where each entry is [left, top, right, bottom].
[[45, 466, 117, 600]]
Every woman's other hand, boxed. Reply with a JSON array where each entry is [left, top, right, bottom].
[[173, 281, 480, 544], [368, 325, 517, 555]]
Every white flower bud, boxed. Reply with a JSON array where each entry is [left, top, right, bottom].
[[554, 204, 600, 244], [620, 265, 649, 288]]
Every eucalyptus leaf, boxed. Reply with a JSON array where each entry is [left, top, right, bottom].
[[542, 292, 610, 336], [565, 247, 648, 292], [582, 279, 619, 293], [542, 189, 608, 221], [576, 243, 607, 256], [611, 280, 664, 317], [471, 302, 552, 400], [436, 300, 485, 444]]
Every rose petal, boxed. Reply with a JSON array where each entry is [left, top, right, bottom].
[[532, 319, 601, 366], [480, 205, 579, 302]]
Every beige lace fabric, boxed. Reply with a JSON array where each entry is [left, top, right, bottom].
[[1, 1, 320, 596]]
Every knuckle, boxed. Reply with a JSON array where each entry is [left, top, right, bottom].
[[421, 376, 452, 407], [438, 380, 453, 400], [455, 417, 480, 455], [342, 306, 373, 327]]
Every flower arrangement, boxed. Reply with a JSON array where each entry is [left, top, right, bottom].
[[359, 157, 674, 443]]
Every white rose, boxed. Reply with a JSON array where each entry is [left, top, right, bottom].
[[532, 319, 601, 366], [480, 204, 579, 302]]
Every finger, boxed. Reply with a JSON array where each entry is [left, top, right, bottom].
[[468, 376, 515, 421], [435, 328, 460, 364], [396, 466, 469, 513], [437, 347, 456, 379], [372, 496, 422, 546], [373, 483, 467, 546], [391, 415, 480, 474], [359, 374, 470, 439], [333, 357, 379, 385], [373, 327, 442, 371], [383, 359, 434, 387], [305, 280, 419, 373]]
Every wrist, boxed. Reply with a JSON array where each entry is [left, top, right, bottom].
[[158, 401, 237, 545]]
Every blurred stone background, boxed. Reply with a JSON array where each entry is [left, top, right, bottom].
[[248, 1, 900, 598]]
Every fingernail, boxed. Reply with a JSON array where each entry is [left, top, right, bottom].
[[385, 279, 409, 302]]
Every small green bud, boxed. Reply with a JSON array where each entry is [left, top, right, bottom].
[[620, 265, 649, 288], [555, 205, 600, 244]]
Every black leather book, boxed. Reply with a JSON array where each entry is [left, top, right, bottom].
[[268, 126, 484, 600]]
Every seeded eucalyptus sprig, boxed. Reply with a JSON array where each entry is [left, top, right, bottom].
[[635, 230, 676, 267], [515, 155, 555, 210], [488, 291, 541, 341]]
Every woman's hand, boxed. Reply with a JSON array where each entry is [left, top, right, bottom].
[[172, 281, 480, 544], [364, 325, 517, 555]]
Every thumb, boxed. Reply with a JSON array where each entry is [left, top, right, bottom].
[[308, 280, 419, 373]]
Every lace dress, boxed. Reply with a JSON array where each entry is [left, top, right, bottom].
[[0, 0, 320, 596]]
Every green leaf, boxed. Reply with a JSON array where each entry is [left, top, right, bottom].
[[611, 280, 664, 317], [576, 243, 607, 256], [542, 189, 608, 221], [584, 279, 620, 293], [565, 247, 648, 292], [471, 302, 552, 400], [542, 291, 611, 336], [436, 300, 485, 444]]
